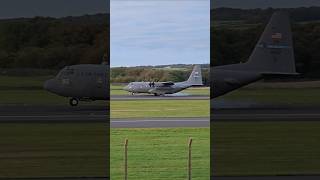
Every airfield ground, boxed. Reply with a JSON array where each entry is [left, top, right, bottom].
[[212, 122, 320, 176], [0, 76, 210, 179], [111, 100, 209, 118], [220, 81, 320, 106], [110, 85, 210, 179], [211, 81, 320, 177], [0, 123, 108, 178], [4, 76, 320, 179]]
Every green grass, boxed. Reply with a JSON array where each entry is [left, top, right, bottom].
[[0, 89, 66, 105], [0, 123, 108, 178], [111, 85, 127, 95], [222, 88, 320, 105], [212, 122, 320, 176], [0, 75, 68, 105], [182, 87, 210, 95], [0, 75, 107, 105], [111, 128, 209, 180], [0, 89, 106, 105], [0, 75, 53, 90], [111, 100, 209, 118]]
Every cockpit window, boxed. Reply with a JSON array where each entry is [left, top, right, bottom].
[[57, 67, 75, 78]]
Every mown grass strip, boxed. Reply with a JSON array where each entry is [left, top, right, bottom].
[[212, 122, 320, 176], [111, 128, 210, 180], [111, 100, 209, 118]]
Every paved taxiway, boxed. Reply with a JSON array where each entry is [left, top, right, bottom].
[[213, 176, 320, 180], [210, 176, 320, 180], [0, 105, 209, 128], [111, 117, 209, 128], [111, 94, 209, 100], [213, 108, 320, 121], [0, 177, 108, 180], [0, 105, 107, 123]]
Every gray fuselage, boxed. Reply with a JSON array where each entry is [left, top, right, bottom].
[[124, 81, 191, 95], [123, 65, 203, 95], [212, 67, 262, 98], [44, 64, 109, 100]]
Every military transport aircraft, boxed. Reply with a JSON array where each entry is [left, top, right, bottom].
[[212, 11, 298, 98], [44, 63, 108, 106], [123, 65, 203, 96]]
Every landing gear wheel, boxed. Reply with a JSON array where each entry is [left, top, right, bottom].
[[154, 93, 159, 96], [69, 98, 79, 106]]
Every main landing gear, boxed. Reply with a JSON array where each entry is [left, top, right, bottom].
[[69, 98, 79, 106], [154, 93, 164, 96]]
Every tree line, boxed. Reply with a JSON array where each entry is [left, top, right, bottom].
[[0, 14, 109, 69], [111, 66, 210, 86], [212, 7, 320, 23]]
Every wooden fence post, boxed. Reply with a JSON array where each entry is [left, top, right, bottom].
[[124, 139, 128, 180], [188, 138, 193, 180]]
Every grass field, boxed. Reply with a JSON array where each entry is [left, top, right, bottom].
[[0, 75, 66, 105], [212, 122, 320, 176], [0, 75, 107, 105], [111, 100, 209, 118], [0, 123, 108, 178], [222, 88, 320, 105], [0, 89, 106, 105], [3, 122, 320, 178], [0, 89, 67, 105], [111, 128, 210, 180], [0, 75, 52, 89]]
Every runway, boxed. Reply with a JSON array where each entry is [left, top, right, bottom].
[[0, 105, 209, 127], [213, 108, 320, 121], [4, 105, 320, 125], [213, 176, 320, 180], [0, 177, 107, 180], [111, 117, 209, 128], [111, 94, 209, 100], [0, 105, 108, 123]]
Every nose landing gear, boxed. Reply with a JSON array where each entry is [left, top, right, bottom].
[[69, 98, 79, 106]]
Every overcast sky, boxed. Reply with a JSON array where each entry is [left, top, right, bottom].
[[212, 0, 320, 9], [0, 0, 108, 19], [111, 0, 210, 67]]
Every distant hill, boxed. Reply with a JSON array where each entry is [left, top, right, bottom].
[[0, 13, 109, 24], [212, 7, 320, 23], [212, 0, 320, 9], [131, 64, 210, 69]]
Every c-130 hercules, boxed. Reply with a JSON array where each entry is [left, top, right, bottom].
[[44, 58, 109, 106], [212, 12, 298, 98], [123, 65, 203, 96]]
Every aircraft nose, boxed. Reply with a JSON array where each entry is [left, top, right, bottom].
[[123, 85, 130, 91], [44, 79, 54, 92]]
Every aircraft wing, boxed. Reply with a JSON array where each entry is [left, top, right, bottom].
[[160, 82, 175, 86]]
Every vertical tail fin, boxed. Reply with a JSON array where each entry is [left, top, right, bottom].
[[186, 65, 203, 86], [246, 11, 297, 75]]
